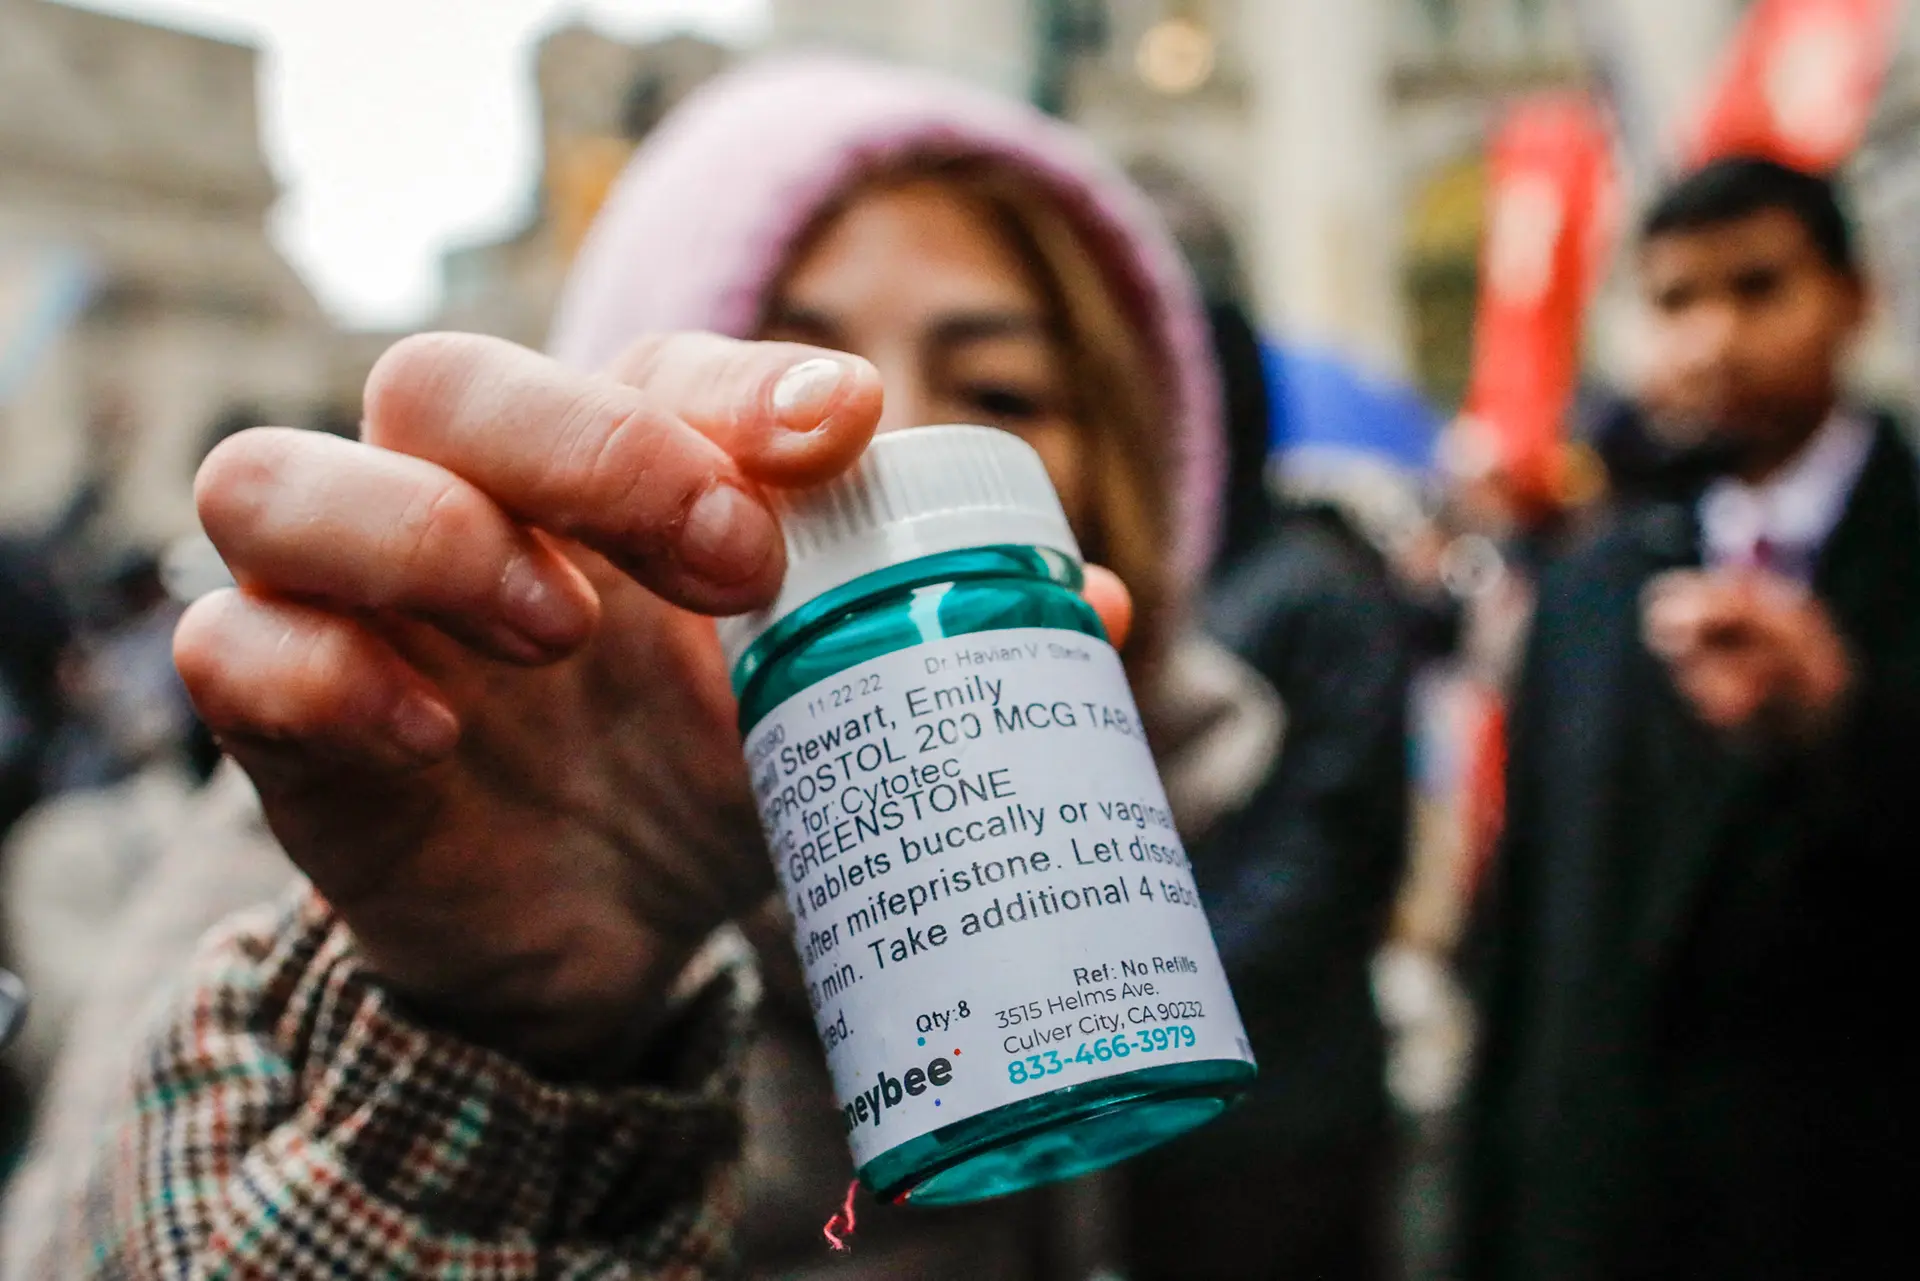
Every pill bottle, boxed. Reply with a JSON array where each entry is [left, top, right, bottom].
[[723, 425, 1255, 1207]]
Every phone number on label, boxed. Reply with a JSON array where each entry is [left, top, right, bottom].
[[1006, 1025, 1198, 1085]]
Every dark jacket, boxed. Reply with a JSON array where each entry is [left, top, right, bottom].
[[1128, 504, 1411, 1280], [0, 539, 69, 841], [1463, 417, 1920, 1280], [1199, 504, 1411, 1141]]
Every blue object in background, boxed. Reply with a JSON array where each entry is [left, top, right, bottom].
[[0, 243, 95, 406], [1258, 342, 1441, 552], [1261, 342, 1440, 475], [0, 969, 23, 1053]]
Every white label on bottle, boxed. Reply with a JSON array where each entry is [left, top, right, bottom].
[[743, 627, 1255, 1169]]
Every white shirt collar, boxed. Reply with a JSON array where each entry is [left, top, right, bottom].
[[1698, 411, 1875, 575]]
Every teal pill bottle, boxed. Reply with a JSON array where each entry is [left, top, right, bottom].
[[721, 425, 1256, 1207]]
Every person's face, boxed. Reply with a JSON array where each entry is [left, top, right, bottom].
[[1637, 208, 1864, 475], [760, 179, 1091, 528]]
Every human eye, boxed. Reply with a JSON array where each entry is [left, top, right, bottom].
[[961, 383, 1048, 424], [1654, 282, 1697, 314], [1732, 267, 1783, 303]]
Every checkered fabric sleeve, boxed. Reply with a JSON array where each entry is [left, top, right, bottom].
[[49, 886, 753, 1279]]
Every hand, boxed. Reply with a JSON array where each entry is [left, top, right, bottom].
[[178, 333, 1130, 1072], [1641, 568, 1854, 743]]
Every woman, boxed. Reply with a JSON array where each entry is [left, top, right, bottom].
[[554, 61, 1286, 1279], [10, 57, 1386, 1278]]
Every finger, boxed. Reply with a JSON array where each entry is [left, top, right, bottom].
[[1716, 577, 1853, 726], [1082, 565, 1133, 651], [175, 590, 460, 770], [1644, 574, 1764, 658], [1641, 572, 1707, 643], [363, 334, 786, 613], [1673, 655, 1771, 731], [1644, 569, 1708, 600], [1642, 580, 1712, 661], [198, 428, 600, 664], [603, 334, 883, 487], [1724, 571, 1819, 649], [1692, 572, 1791, 648], [1643, 603, 1698, 662]]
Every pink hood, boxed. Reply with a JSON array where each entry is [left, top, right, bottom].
[[549, 54, 1223, 582]]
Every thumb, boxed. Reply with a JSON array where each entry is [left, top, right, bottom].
[[1081, 565, 1134, 650]]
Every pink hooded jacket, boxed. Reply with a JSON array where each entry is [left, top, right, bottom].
[[547, 53, 1225, 584]]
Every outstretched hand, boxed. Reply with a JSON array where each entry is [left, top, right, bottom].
[[178, 332, 1130, 1072], [1642, 568, 1854, 744]]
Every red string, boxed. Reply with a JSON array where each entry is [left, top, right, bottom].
[[822, 1179, 860, 1252]]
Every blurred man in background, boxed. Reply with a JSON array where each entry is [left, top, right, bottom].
[[1464, 157, 1920, 1280]]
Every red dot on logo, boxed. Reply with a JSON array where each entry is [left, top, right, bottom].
[[953, 1049, 962, 1055]]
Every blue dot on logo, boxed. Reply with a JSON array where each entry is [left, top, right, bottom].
[[917, 1036, 925, 1046]]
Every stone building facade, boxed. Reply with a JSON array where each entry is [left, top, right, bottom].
[[0, 0, 345, 545], [0, 1, 740, 550], [436, 27, 734, 350]]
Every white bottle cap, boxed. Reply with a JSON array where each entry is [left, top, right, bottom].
[[717, 425, 1082, 669]]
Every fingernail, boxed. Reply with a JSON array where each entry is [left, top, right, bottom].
[[770, 357, 848, 427], [680, 483, 778, 586], [390, 691, 460, 761], [500, 553, 587, 650]]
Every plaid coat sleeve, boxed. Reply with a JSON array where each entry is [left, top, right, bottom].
[[39, 888, 753, 1279]]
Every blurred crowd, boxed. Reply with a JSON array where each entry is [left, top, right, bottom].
[[1, 12, 1917, 1281]]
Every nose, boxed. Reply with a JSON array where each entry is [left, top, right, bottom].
[[1676, 303, 1739, 377], [868, 348, 936, 435]]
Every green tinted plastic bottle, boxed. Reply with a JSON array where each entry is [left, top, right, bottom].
[[724, 426, 1254, 1207]]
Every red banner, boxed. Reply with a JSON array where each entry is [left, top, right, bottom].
[[1461, 95, 1619, 511], [1686, 0, 1903, 173]]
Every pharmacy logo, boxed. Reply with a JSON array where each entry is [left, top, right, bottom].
[[839, 1052, 956, 1133]]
